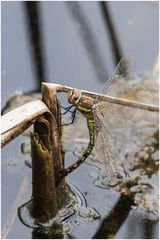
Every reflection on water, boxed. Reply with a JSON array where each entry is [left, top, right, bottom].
[[18, 182, 100, 238], [23, 2, 48, 91], [66, 2, 109, 83], [1, 2, 158, 105], [99, 2, 122, 65], [93, 195, 134, 239]]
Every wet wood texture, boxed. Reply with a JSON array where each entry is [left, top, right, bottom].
[[1, 99, 49, 148]]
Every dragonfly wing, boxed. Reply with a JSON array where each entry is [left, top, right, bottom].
[[93, 106, 126, 187], [93, 75, 142, 128], [94, 100, 128, 129], [94, 56, 132, 103]]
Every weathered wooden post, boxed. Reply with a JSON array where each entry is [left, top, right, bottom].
[[19, 83, 68, 228], [41, 82, 68, 208], [30, 118, 58, 222]]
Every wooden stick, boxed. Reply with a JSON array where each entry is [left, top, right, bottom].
[[30, 118, 58, 222], [16, 84, 68, 227], [41, 83, 68, 208], [1, 83, 158, 148], [19, 83, 68, 226], [43, 83, 159, 112], [1, 99, 49, 148]]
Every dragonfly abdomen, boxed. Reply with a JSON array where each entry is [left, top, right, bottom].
[[57, 119, 95, 185]]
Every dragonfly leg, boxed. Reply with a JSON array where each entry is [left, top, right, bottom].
[[61, 108, 77, 126], [60, 104, 75, 115]]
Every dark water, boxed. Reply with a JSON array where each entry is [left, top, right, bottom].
[[2, 1, 158, 107], [1, 1, 159, 239]]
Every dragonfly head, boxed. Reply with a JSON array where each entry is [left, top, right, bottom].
[[67, 88, 82, 105]]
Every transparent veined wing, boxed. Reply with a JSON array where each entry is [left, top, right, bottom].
[[93, 56, 140, 129], [93, 105, 126, 187], [91, 56, 135, 186], [94, 56, 132, 104], [94, 56, 132, 103]]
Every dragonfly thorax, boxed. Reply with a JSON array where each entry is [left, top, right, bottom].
[[67, 88, 94, 119]]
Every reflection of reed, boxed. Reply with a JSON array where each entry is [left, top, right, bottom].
[[66, 2, 108, 83], [99, 2, 122, 65], [32, 225, 63, 239], [23, 2, 47, 91], [127, 213, 157, 239], [141, 219, 155, 239], [93, 195, 134, 239]]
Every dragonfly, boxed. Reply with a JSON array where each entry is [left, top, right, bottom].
[[58, 56, 132, 187]]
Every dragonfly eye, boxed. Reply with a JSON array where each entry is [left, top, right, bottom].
[[68, 89, 82, 104], [73, 95, 79, 101], [72, 91, 82, 103]]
